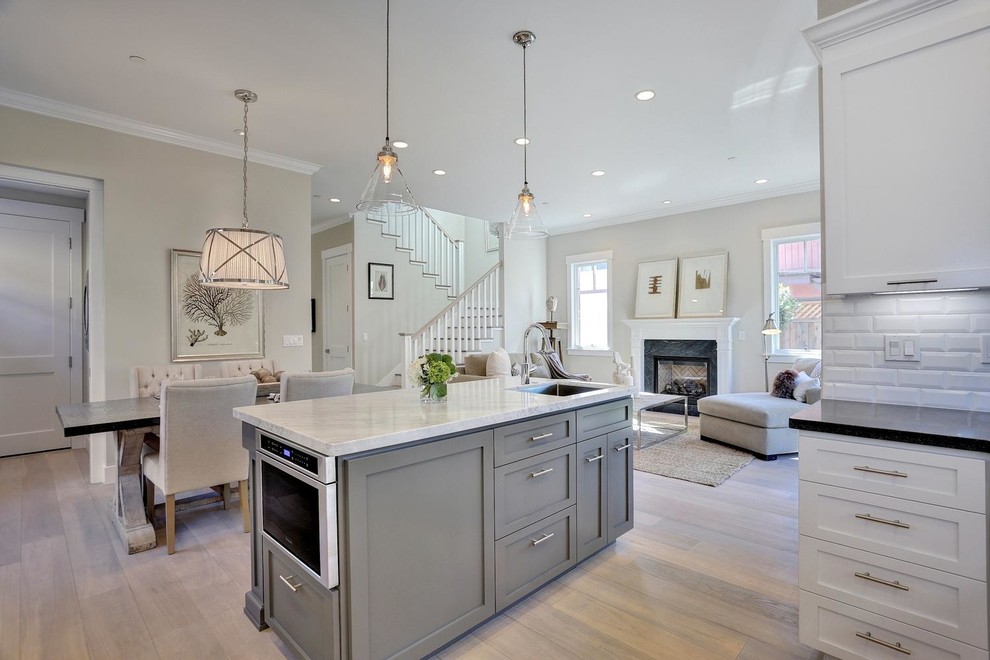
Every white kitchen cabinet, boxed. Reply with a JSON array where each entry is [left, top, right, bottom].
[[805, 0, 990, 295]]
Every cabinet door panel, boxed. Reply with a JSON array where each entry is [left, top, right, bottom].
[[341, 430, 495, 660], [576, 399, 632, 442], [606, 428, 634, 542], [576, 435, 607, 560], [494, 445, 576, 539], [495, 506, 576, 611], [494, 412, 575, 466]]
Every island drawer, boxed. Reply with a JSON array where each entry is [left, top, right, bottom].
[[495, 506, 576, 612], [800, 536, 988, 648], [495, 445, 576, 539], [263, 538, 340, 660], [799, 433, 988, 513], [575, 398, 632, 442], [800, 591, 988, 660], [494, 412, 575, 466], [799, 482, 987, 580]]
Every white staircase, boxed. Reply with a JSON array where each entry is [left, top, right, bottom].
[[366, 206, 464, 298], [399, 263, 504, 387]]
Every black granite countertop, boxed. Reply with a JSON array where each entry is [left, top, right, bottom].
[[790, 399, 990, 453]]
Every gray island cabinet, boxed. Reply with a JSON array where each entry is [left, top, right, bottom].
[[233, 377, 634, 660]]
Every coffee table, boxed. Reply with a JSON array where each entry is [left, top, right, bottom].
[[632, 392, 689, 449]]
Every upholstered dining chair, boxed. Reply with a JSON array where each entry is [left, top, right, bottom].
[[278, 368, 355, 402], [220, 359, 279, 379], [141, 375, 257, 554], [129, 363, 203, 399]]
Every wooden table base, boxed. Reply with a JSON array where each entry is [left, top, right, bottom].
[[110, 428, 157, 554]]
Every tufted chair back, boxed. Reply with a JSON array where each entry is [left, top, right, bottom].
[[279, 368, 355, 402], [220, 359, 278, 379], [129, 364, 203, 399]]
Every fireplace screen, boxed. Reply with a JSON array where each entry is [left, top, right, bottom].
[[655, 358, 709, 398]]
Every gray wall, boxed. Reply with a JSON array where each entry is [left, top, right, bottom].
[[818, 0, 867, 19], [546, 191, 821, 392], [311, 219, 354, 369]]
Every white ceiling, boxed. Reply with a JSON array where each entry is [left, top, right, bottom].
[[0, 0, 821, 232]]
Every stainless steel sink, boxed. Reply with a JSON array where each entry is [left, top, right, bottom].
[[516, 382, 605, 396]]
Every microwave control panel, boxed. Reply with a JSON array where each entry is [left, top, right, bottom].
[[260, 435, 319, 476]]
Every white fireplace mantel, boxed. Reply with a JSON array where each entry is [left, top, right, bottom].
[[622, 318, 740, 394]]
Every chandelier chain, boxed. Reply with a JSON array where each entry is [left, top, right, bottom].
[[385, 0, 391, 142], [522, 41, 528, 186], [242, 98, 249, 229]]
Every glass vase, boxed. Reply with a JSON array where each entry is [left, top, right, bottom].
[[420, 382, 448, 403]]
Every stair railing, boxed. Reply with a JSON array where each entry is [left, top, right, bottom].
[[366, 206, 463, 297]]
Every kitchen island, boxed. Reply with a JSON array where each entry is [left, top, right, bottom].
[[233, 377, 635, 660]]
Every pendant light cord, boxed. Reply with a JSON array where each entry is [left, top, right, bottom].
[[522, 41, 528, 186], [385, 0, 391, 143], [242, 98, 250, 229]]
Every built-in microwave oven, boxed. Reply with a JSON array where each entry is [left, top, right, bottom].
[[257, 434, 338, 589]]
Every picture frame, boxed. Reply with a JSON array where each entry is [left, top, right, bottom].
[[485, 221, 500, 252], [676, 252, 728, 318], [634, 258, 678, 318], [368, 262, 394, 299], [170, 248, 264, 361]]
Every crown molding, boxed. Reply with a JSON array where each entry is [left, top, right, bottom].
[[311, 214, 354, 234], [802, 0, 955, 61], [550, 180, 821, 236], [0, 86, 322, 175]]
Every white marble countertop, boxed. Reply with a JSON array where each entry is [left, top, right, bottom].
[[233, 377, 634, 457]]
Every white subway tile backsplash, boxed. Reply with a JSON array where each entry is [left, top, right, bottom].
[[875, 386, 922, 406], [920, 352, 973, 371], [946, 334, 982, 352], [919, 389, 973, 410], [874, 315, 921, 332], [825, 366, 856, 383], [897, 370, 946, 388], [853, 368, 899, 386], [897, 295, 946, 315], [831, 350, 875, 367], [919, 314, 970, 333], [823, 333, 855, 350], [946, 292, 990, 314], [854, 334, 885, 350], [946, 372, 990, 392], [973, 392, 990, 413], [831, 316, 874, 332], [971, 315, 990, 332], [916, 334, 947, 351], [823, 297, 857, 315], [853, 297, 898, 315], [830, 383, 877, 402]]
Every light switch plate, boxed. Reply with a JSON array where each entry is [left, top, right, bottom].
[[282, 334, 304, 347], [884, 334, 920, 362]]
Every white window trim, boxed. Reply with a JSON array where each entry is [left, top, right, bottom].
[[761, 223, 822, 360], [566, 250, 613, 355]]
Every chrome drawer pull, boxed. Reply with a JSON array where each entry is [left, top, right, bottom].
[[585, 454, 604, 463], [530, 432, 554, 442], [279, 574, 302, 593], [854, 465, 908, 478], [532, 532, 555, 546], [856, 631, 911, 655], [530, 467, 554, 478], [613, 443, 631, 452], [855, 571, 910, 591], [855, 513, 911, 529]]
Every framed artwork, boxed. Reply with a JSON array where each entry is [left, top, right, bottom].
[[170, 249, 264, 361], [634, 259, 678, 318], [486, 221, 500, 252], [368, 262, 394, 299], [676, 252, 728, 318]]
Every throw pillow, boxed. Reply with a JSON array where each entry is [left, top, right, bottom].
[[791, 358, 821, 377], [810, 360, 823, 381], [486, 347, 512, 377], [464, 353, 488, 376], [792, 371, 820, 402], [771, 369, 798, 399]]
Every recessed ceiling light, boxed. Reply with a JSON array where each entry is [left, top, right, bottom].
[[329, 198, 341, 203], [591, 170, 605, 177], [128, 55, 146, 64], [515, 137, 530, 145], [433, 169, 446, 176], [392, 141, 408, 149], [582, 213, 592, 218], [663, 200, 672, 204], [635, 90, 655, 101], [754, 177, 769, 184], [313, 194, 321, 198]]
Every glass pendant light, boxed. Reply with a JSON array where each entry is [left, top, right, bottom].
[[356, 0, 420, 221], [504, 30, 549, 240], [200, 89, 289, 289]]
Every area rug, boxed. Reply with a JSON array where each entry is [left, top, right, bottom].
[[634, 413, 754, 487]]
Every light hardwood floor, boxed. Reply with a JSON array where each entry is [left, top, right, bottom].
[[0, 447, 823, 660]]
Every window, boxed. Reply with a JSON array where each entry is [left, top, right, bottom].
[[567, 251, 612, 354], [762, 224, 822, 356]]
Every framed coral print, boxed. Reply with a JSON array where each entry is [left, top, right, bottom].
[[634, 259, 678, 318], [676, 252, 728, 318], [170, 249, 264, 361], [368, 262, 394, 299]]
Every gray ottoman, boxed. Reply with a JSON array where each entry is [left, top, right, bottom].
[[698, 393, 810, 460]]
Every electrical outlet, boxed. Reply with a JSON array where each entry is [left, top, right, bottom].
[[282, 334, 304, 347], [884, 334, 920, 362]]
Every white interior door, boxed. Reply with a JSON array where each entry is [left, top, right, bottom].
[[0, 205, 80, 456], [323, 251, 353, 371]]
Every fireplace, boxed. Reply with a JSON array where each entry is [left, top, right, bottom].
[[644, 339, 717, 416]]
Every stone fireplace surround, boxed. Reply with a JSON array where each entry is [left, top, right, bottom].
[[623, 318, 740, 395]]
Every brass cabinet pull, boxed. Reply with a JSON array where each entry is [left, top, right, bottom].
[[613, 443, 631, 452], [855, 513, 910, 529], [530, 432, 553, 442], [279, 574, 302, 593], [854, 465, 908, 478], [585, 454, 604, 463], [856, 631, 911, 655], [532, 532, 554, 546], [530, 467, 554, 478], [855, 571, 910, 591]]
